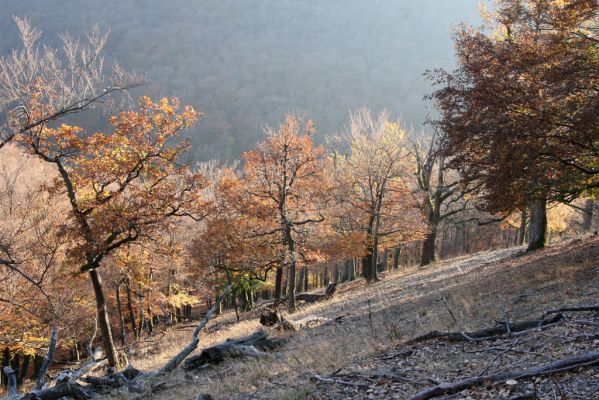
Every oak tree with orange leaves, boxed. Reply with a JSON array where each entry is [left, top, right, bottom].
[[243, 115, 330, 311], [14, 96, 204, 368]]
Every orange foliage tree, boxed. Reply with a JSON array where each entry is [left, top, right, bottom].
[[331, 109, 426, 281], [242, 115, 330, 311], [13, 96, 205, 368]]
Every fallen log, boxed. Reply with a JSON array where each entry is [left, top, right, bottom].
[[544, 305, 599, 316], [296, 282, 337, 303], [409, 351, 599, 400], [159, 285, 232, 374], [183, 330, 285, 370], [406, 313, 564, 344], [19, 382, 95, 400]]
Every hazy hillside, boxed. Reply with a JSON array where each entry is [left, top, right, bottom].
[[0, 1, 482, 160]]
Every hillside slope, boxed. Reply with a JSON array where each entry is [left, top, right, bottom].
[[113, 237, 599, 399], [0, 1, 481, 160]]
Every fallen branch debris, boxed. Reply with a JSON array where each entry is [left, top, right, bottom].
[[409, 351, 599, 400]]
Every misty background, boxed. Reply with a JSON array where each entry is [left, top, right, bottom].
[[0, 0, 482, 161]]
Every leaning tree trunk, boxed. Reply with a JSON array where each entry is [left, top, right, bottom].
[[518, 207, 527, 246], [89, 269, 118, 368], [527, 197, 547, 251]]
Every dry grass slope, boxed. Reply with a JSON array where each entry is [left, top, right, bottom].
[[110, 237, 599, 400]]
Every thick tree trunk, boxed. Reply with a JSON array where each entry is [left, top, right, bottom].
[[420, 225, 437, 267], [518, 208, 527, 245], [582, 198, 594, 232], [115, 284, 126, 346], [89, 269, 118, 368], [527, 197, 547, 251], [274, 266, 283, 305], [362, 251, 374, 282]]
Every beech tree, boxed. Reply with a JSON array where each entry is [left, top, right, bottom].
[[429, 0, 598, 250], [14, 96, 203, 368], [243, 114, 329, 311], [332, 109, 425, 282]]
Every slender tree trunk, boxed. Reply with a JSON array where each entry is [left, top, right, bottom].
[[297, 268, 305, 293], [582, 199, 594, 232], [304, 266, 309, 290], [115, 284, 126, 346], [146, 268, 154, 335], [137, 293, 145, 337], [125, 277, 138, 339], [89, 270, 118, 368], [518, 208, 527, 246], [392, 247, 401, 270], [528, 197, 547, 251], [225, 268, 240, 322], [286, 230, 298, 312], [274, 266, 283, 305]]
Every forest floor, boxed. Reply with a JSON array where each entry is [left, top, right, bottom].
[[113, 236, 599, 400]]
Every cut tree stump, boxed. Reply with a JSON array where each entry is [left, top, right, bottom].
[[183, 330, 285, 370], [296, 283, 337, 303]]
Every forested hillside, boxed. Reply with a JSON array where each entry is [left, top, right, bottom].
[[0, 0, 480, 160]]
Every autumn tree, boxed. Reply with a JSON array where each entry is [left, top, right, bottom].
[[0, 17, 138, 150], [243, 115, 329, 311], [429, 0, 599, 251], [190, 163, 281, 319], [331, 109, 425, 282], [412, 131, 485, 266], [13, 96, 203, 368], [0, 146, 93, 374]]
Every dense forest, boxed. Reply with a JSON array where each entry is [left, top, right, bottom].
[[0, 1, 597, 399], [0, 0, 481, 160]]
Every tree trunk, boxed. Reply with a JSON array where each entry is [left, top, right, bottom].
[[518, 207, 527, 245], [35, 327, 57, 390], [225, 268, 240, 322], [297, 268, 305, 293], [528, 197, 547, 251], [582, 199, 594, 232], [89, 269, 118, 368], [420, 225, 437, 267], [137, 293, 145, 337], [115, 284, 126, 346], [125, 277, 138, 339], [146, 268, 154, 335], [304, 266, 309, 290], [274, 266, 283, 305], [392, 247, 401, 270]]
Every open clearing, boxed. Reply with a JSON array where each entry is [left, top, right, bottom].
[[113, 237, 599, 399]]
